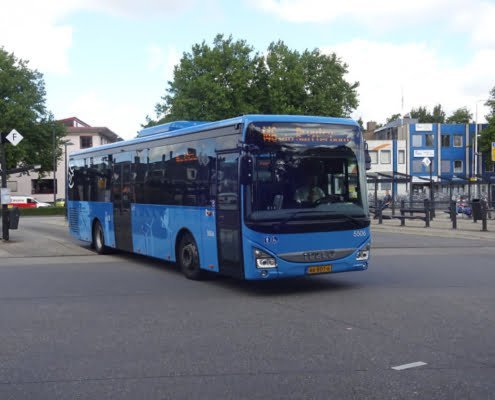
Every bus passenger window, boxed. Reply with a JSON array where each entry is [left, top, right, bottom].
[[217, 154, 239, 210]]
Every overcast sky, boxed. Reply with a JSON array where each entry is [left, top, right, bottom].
[[1, 0, 494, 139]]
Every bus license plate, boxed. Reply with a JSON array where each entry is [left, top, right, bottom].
[[307, 265, 332, 274]]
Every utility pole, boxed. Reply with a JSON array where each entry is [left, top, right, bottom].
[[1, 129, 24, 241], [1, 133, 8, 241], [52, 124, 57, 205], [429, 157, 434, 217]]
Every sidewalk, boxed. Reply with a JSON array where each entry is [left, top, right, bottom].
[[371, 211, 495, 241], [0, 216, 93, 258]]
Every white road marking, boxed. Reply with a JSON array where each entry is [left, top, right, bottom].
[[391, 361, 427, 371]]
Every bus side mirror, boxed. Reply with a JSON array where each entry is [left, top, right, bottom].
[[240, 155, 253, 185], [364, 142, 371, 170]]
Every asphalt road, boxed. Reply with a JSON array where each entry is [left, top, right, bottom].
[[0, 218, 494, 399]]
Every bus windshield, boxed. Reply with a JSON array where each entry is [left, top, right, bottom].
[[245, 122, 369, 231]]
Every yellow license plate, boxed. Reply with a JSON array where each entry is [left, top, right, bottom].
[[307, 265, 332, 274]]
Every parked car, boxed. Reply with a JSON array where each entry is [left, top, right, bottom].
[[8, 196, 51, 208]]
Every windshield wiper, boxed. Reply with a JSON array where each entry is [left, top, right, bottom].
[[274, 210, 323, 228], [324, 213, 368, 227]]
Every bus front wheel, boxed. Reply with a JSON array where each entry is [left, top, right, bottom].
[[178, 233, 204, 280], [93, 221, 109, 255]]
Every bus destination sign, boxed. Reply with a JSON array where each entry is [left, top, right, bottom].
[[260, 125, 353, 145]]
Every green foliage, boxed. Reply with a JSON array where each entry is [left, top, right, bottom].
[[479, 87, 495, 169], [386, 113, 402, 124], [146, 35, 359, 125], [149, 35, 264, 124], [357, 117, 364, 129], [409, 104, 445, 123], [446, 107, 472, 124], [18, 207, 67, 216], [431, 104, 446, 123], [409, 106, 430, 122], [0, 48, 66, 176]]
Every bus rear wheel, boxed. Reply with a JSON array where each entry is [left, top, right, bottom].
[[93, 221, 109, 255], [178, 233, 204, 280]]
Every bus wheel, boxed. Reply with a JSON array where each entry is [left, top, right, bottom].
[[178, 234, 204, 280], [93, 221, 108, 255]]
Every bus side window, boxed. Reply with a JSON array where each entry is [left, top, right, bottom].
[[217, 154, 239, 210]]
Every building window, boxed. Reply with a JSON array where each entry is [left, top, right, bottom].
[[80, 136, 93, 149], [398, 150, 405, 164], [441, 135, 450, 147], [380, 150, 391, 164], [369, 150, 378, 164], [412, 135, 422, 147], [453, 135, 463, 147], [425, 134, 434, 147], [412, 160, 423, 173], [441, 160, 451, 174], [7, 181, 18, 192], [32, 179, 56, 194], [454, 160, 463, 173]]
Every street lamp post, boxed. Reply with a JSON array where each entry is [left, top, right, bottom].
[[1, 133, 8, 241], [52, 125, 57, 206], [474, 99, 488, 198]]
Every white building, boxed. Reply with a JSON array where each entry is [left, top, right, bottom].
[[7, 117, 121, 203], [366, 139, 407, 196]]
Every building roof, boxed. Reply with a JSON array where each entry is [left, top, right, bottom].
[[374, 117, 418, 134], [57, 117, 122, 142], [66, 126, 122, 142], [58, 117, 91, 128]]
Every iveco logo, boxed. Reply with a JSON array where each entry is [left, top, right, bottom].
[[303, 250, 336, 262]]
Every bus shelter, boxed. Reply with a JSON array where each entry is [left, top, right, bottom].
[[437, 174, 495, 206], [367, 171, 414, 215]]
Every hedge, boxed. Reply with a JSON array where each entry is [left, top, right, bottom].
[[17, 207, 67, 216]]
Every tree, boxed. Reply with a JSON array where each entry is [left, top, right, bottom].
[[409, 106, 431, 122], [386, 113, 402, 124], [0, 48, 65, 175], [264, 41, 359, 116], [146, 35, 359, 125], [409, 104, 445, 123], [147, 35, 265, 124], [431, 104, 446, 123], [479, 87, 495, 171], [357, 117, 364, 130], [446, 107, 472, 123]]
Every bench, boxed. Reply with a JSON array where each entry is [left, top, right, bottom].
[[392, 214, 430, 227], [394, 201, 431, 227]]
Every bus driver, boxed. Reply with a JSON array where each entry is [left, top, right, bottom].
[[294, 176, 325, 204]]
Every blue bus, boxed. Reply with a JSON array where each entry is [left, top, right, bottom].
[[67, 115, 371, 280]]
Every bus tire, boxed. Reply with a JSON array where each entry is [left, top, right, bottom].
[[178, 233, 204, 280], [93, 221, 109, 255]]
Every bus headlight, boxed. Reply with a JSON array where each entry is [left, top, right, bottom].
[[254, 248, 277, 269], [356, 243, 370, 261]]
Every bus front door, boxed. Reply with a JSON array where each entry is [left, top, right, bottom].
[[112, 156, 134, 252], [216, 152, 244, 278]]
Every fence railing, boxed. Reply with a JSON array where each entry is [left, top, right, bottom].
[[369, 198, 493, 231]]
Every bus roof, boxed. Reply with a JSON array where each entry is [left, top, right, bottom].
[[70, 115, 359, 158]]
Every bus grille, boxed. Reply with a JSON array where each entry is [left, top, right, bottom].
[[68, 206, 79, 235]]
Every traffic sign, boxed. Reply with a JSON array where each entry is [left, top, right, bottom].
[[6, 129, 23, 146], [422, 157, 431, 167]]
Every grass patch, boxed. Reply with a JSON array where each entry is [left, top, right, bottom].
[[17, 207, 67, 216]]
